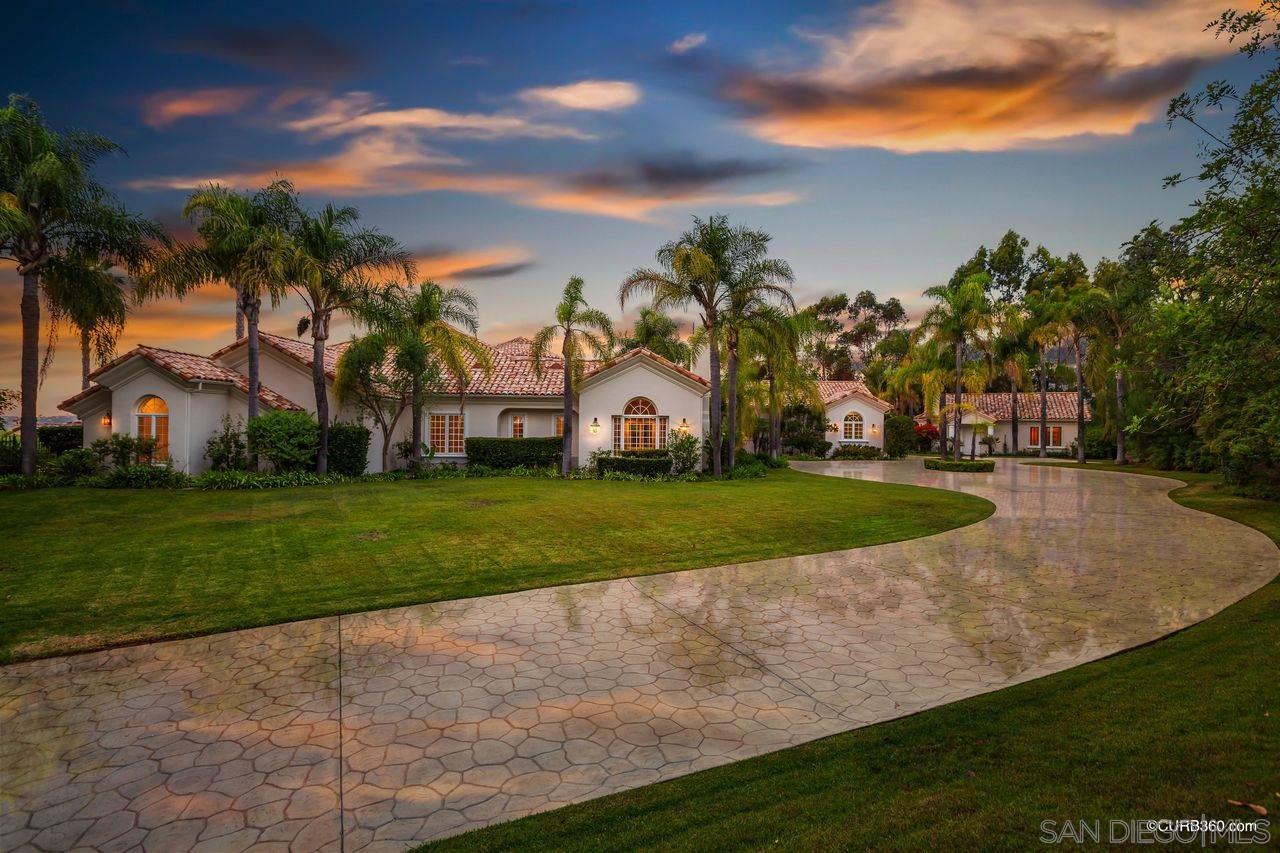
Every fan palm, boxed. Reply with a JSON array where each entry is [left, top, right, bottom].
[[358, 281, 493, 467], [991, 302, 1035, 454], [43, 252, 128, 388], [531, 277, 614, 476], [267, 203, 414, 473], [140, 181, 298, 423], [913, 274, 994, 460], [0, 95, 161, 474], [740, 306, 818, 460]]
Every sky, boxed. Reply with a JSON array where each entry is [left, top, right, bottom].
[[0, 0, 1256, 412]]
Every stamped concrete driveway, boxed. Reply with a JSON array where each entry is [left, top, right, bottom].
[[2, 460, 1277, 851]]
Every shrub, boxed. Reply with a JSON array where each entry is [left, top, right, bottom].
[[617, 448, 671, 458], [196, 470, 352, 490], [727, 459, 767, 479], [91, 463, 192, 489], [204, 415, 248, 471], [36, 424, 82, 455], [0, 473, 51, 491], [831, 444, 884, 461], [90, 434, 158, 468], [465, 437, 561, 469], [750, 451, 788, 469], [1080, 424, 1116, 460], [883, 415, 915, 459], [328, 421, 371, 477], [914, 421, 940, 452], [45, 447, 103, 484], [779, 403, 830, 456], [0, 430, 21, 474], [247, 410, 319, 471], [923, 457, 995, 473], [668, 431, 700, 475], [597, 454, 673, 478]]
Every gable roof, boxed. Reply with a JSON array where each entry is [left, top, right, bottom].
[[212, 332, 342, 380], [942, 392, 1090, 422], [59, 345, 303, 412], [817, 380, 893, 412], [584, 347, 710, 389]]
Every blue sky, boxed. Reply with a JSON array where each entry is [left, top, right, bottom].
[[1, 0, 1254, 408]]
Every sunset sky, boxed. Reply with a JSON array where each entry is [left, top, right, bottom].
[[2, 0, 1253, 412]]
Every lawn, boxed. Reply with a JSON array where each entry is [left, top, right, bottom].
[[424, 464, 1280, 851], [0, 468, 991, 663]]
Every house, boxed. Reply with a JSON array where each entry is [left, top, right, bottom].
[[931, 392, 1092, 455], [59, 333, 895, 472]]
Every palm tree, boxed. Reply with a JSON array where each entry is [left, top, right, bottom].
[[43, 252, 128, 389], [333, 332, 410, 474], [140, 181, 298, 423], [268, 203, 414, 473], [1025, 288, 1071, 458], [913, 274, 994, 460], [740, 307, 818, 460], [531, 277, 614, 476], [0, 95, 161, 475], [991, 302, 1035, 455], [618, 307, 693, 367], [722, 244, 794, 468], [621, 214, 789, 474], [358, 281, 493, 468]]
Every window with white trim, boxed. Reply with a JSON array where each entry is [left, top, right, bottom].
[[511, 414, 524, 438], [613, 397, 668, 451], [842, 411, 864, 441], [554, 415, 564, 437], [429, 413, 465, 455], [135, 395, 170, 461]]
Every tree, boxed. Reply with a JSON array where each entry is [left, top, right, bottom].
[[42, 252, 128, 389], [740, 306, 819, 459], [531, 277, 613, 476], [0, 95, 162, 475], [1025, 249, 1088, 457], [987, 230, 1031, 303], [617, 307, 693, 367], [621, 215, 731, 475], [141, 181, 298, 424], [333, 333, 411, 473], [990, 302, 1034, 454], [268, 203, 414, 474], [358, 281, 492, 468], [914, 274, 994, 460]]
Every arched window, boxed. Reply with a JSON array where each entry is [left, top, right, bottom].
[[614, 397, 667, 451], [135, 396, 169, 461], [843, 411, 864, 441]]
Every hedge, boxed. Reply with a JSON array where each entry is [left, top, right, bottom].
[[328, 421, 371, 477], [597, 454, 673, 478], [37, 424, 83, 455], [923, 457, 995, 473], [884, 415, 915, 459], [831, 444, 884, 461], [465, 437, 562, 469]]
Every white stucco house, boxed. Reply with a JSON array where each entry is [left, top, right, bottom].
[[59, 332, 893, 473], [928, 392, 1092, 456]]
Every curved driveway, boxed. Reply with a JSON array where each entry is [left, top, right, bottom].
[[2, 460, 1276, 851]]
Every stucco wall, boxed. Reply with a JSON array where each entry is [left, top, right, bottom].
[[577, 361, 705, 466], [951, 419, 1082, 456], [824, 395, 887, 452], [98, 368, 232, 473]]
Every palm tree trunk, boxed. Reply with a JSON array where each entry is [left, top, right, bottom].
[[20, 269, 40, 476], [243, 289, 262, 422], [1115, 367, 1127, 464], [311, 311, 330, 474], [235, 293, 245, 340], [1039, 349, 1049, 458], [953, 343, 964, 461], [80, 329, 91, 390], [1010, 388, 1019, 455], [410, 375, 424, 468], [768, 372, 780, 460], [939, 407, 947, 458], [707, 322, 722, 475], [726, 341, 738, 469], [970, 426, 977, 460], [561, 349, 573, 477], [1074, 337, 1086, 464]]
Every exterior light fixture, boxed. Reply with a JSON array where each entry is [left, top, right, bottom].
[[101, 412, 112, 428], [871, 423, 880, 435], [589, 417, 600, 435], [677, 418, 690, 432]]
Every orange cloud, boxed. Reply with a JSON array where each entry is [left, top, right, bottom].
[[518, 80, 641, 111], [141, 87, 260, 128], [726, 0, 1237, 152], [287, 91, 594, 140]]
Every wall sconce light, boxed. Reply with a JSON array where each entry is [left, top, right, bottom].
[[677, 418, 690, 433], [871, 423, 880, 435], [589, 417, 600, 435], [101, 412, 112, 428]]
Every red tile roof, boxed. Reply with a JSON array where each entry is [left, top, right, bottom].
[[817, 380, 892, 411], [942, 392, 1090, 422], [60, 345, 304, 412], [585, 347, 710, 388]]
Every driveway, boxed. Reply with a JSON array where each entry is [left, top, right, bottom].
[[2, 460, 1277, 851]]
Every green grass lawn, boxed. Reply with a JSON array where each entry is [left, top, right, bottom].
[[0, 468, 991, 664], [426, 464, 1280, 852]]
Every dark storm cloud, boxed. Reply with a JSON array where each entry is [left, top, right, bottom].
[[180, 25, 366, 81]]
